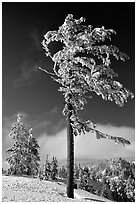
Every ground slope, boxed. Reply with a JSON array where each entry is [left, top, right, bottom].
[[2, 175, 111, 202]]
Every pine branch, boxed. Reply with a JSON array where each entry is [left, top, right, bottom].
[[53, 61, 60, 77], [70, 115, 130, 146], [95, 129, 130, 146], [39, 67, 56, 76]]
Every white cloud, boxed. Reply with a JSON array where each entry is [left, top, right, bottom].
[[2, 112, 134, 169], [38, 123, 135, 164], [75, 124, 135, 160], [38, 129, 67, 163]]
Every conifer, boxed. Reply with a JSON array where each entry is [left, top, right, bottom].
[[40, 14, 134, 198], [6, 114, 40, 176]]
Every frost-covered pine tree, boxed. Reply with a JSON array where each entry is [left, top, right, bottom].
[[6, 113, 40, 176], [26, 128, 40, 176], [51, 156, 58, 180], [58, 165, 67, 179], [39, 14, 134, 198], [43, 155, 52, 180], [6, 114, 29, 175]]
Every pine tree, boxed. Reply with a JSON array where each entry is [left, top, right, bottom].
[[26, 128, 40, 176], [6, 114, 29, 175], [79, 166, 91, 191], [58, 166, 67, 180], [6, 113, 40, 176], [43, 155, 52, 180], [74, 163, 80, 180], [39, 14, 134, 198], [51, 156, 58, 180]]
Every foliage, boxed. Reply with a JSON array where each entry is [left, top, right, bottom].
[[51, 156, 59, 180], [74, 163, 81, 180], [77, 158, 135, 202], [43, 155, 52, 180], [6, 114, 40, 176], [26, 128, 40, 175], [79, 166, 91, 192], [58, 166, 67, 179], [53, 157, 134, 201], [40, 155, 59, 181], [40, 14, 133, 145], [37, 156, 134, 201], [107, 158, 135, 201]]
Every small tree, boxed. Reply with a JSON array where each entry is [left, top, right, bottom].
[[39, 14, 134, 198], [74, 163, 81, 180], [51, 156, 58, 180], [58, 166, 67, 180], [79, 166, 91, 191], [6, 113, 40, 176], [26, 128, 40, 176], [43, 155, 52, 180], [6, 114, 29, 175]]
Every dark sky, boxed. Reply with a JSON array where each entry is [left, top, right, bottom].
[[2, 2, 135, 165]]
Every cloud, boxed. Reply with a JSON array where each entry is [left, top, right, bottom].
[[38, 129, 67, 164], [75, 124, 135, 160], [38, 123, 135, 165], [13, 60, 41, 89], [2, 112, 135, 170]]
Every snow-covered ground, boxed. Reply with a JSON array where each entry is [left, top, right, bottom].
[[2, 175, 111, 202]]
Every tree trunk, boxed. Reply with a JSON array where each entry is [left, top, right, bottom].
[[67, 103, 74, 198]]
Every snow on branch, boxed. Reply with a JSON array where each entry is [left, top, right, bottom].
[[39, 67, 56, 76], [70, 114, 130, 146], [95, 130, 130, 146]]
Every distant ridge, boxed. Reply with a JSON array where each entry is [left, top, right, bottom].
[[58, 157, 135, 167], [58, 158, 99, 167]]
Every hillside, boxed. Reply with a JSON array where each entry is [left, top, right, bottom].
[[2, 175, 111, 202]]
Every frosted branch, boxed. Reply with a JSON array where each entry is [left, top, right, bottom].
[[39, 67, 56, 76]]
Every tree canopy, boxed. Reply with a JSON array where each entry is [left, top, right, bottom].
[[40, 14, 134, 145]]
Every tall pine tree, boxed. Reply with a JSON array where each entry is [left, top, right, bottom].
[[39, 14, 134, 198]]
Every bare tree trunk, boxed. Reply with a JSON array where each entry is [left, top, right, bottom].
[[67, 103, 74, 198]]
